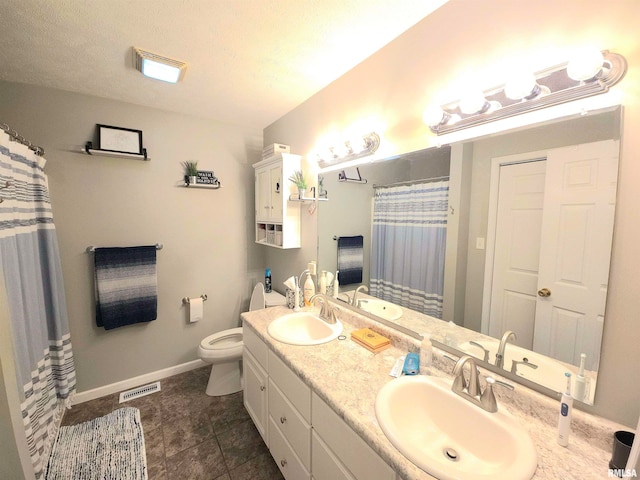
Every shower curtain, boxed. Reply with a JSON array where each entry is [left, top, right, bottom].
[[0, 132, 76, 478], [370, 180, 449, 318]]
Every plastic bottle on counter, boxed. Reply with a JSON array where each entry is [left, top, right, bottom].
[[265, 268, 272, 293], [303, 272, 315, 306]]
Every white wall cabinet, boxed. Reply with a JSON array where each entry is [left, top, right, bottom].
[[242, 323, 395, 480], [254, 153, 301, 249]]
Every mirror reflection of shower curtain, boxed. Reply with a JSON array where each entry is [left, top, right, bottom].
[[0, 132, 76, 478], [370, 180, 449, 319]]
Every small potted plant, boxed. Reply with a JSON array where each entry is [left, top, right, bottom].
[[181, 160, 198, 185], [288, 170, 307, 199]]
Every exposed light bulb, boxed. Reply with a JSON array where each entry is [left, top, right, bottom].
[[348, 136, 367, 154], [567, 49, 605, 82], [423, 105, 447, 128], [504, 72, 540, 100], [458, 91, 490, 115]]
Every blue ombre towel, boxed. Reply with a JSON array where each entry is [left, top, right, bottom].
[[94, 246, 157, 330], [337, 235, 364, 285]]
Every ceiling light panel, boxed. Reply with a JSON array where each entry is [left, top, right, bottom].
[[133, 47, 187, 83]]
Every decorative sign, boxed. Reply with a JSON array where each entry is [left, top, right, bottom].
[[196, 170, 219, 185], [96, 124, 143, 155]]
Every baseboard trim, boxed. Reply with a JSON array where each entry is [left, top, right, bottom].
[[71, 359, 208, 405]]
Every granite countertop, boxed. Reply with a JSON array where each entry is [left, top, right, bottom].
[[241, 303, 623, 480]]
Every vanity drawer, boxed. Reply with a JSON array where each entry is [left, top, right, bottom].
[[269, 416, 311, 480], [243, 323, 268, 369], [268, 350, 311, 422], [312, 430, 355, 480], [269, 378, 311, 468], [312, 392, 395, 480]]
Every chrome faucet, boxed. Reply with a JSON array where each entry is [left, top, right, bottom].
[[451, 355, 514, 413], [351, 285, 369, 306], [309, 294, 338, 324], [468, 340, 490, 363], [452, 355, 481, 397], [495, 330, 517, 369]]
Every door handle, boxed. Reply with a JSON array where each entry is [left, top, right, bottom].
[[537, 288, 551, 297]]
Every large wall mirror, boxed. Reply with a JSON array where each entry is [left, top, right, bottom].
[[317, 106, 621, 405]]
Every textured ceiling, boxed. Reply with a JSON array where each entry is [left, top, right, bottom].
[[0, 0, 448, 129]]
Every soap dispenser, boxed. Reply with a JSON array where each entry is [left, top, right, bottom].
[[303, 272, 315, 306]]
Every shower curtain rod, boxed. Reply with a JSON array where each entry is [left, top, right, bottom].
[[1, 122, 45, 156], [373, 175, 449, 189]]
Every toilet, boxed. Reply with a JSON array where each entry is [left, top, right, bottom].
[[198, 282, 286, 396]]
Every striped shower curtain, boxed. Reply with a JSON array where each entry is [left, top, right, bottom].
[[370, 180, 449, 318], [0, 132, 76, 478]]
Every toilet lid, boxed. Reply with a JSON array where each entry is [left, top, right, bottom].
[[249, 282, 266, 311]]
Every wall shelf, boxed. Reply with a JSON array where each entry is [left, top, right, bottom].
[[288, 195, 328, 202], [83, 142, 149, 161], [183, 181, 221, 189]]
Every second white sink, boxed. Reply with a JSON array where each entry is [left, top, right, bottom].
[[357, 298, 403, 321], [375, 375, 537, 480], [267, 312, 343, 346]]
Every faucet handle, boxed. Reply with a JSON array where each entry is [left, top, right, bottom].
[[479, 377, 513, 413], [510, 359, 539, 375]]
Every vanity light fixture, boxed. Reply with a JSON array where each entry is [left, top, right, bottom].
[[316, 132, 381, 169], [133, 47, 188, 83], [424, 49, 626, 135]]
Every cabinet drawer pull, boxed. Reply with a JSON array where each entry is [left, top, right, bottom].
[[259, 385, 265, 391], [280, 416, 287, 424], [280, 459, 287, 467]]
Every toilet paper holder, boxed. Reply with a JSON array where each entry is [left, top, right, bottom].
[[182, 294, 208, 305]]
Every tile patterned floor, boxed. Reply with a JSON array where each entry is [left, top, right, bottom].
[[61, 366, 284, 480]]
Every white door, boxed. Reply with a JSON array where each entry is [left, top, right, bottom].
[[533, 140, 618, 370], [488, 160, 546, 349], [269, 165, 283, 221]]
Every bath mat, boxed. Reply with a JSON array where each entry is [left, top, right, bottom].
[[46, 407, 147, 480]]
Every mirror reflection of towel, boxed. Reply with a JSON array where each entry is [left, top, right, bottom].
[[94, 246, 158, 330], [337, 235, 363, 285]]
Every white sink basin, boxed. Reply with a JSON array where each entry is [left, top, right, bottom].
[[357, 298, 403, 321], [375, 375, 537, 480], [267, 312, 343, 346]]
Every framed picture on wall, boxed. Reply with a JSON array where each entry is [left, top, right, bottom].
[[96, 124, 143, 155]]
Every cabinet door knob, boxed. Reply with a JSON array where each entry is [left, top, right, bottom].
[[280, 416, 286, 424], [259, 385, 265, 391], [537, 288, 551, 297], [280, 459, 287, 467]]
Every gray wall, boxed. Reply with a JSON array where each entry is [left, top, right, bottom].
[[0, 81, 265, 393]]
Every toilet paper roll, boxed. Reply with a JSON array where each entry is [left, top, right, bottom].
[[189, 297, 203, 323]]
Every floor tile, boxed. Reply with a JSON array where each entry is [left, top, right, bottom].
[[165, 438, 227, 480], [217, 419, 269, 470], [125, 392, 163, 432], [228, 451, 284, 480], [144, 426, 165, 467], [61, 393, 118, 426], [207, 391, 251, 435], [147, 459, 167, 480], [162, 410, 214, 457]]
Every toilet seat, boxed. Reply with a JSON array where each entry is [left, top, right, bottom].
[[198, 327, 243, 361], [249, 282, 266, 311]]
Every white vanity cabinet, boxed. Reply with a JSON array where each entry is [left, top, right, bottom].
[[243, 326, 269, 444], [242, 323, 396, 480], [254, 153, 301, 249], [268, 351, 312, 479]]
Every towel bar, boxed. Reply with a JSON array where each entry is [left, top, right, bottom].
[[182, 294, 208, 305], [86, 243, 163, 253]]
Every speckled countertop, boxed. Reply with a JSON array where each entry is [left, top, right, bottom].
[[241, 303, 623, 480]]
